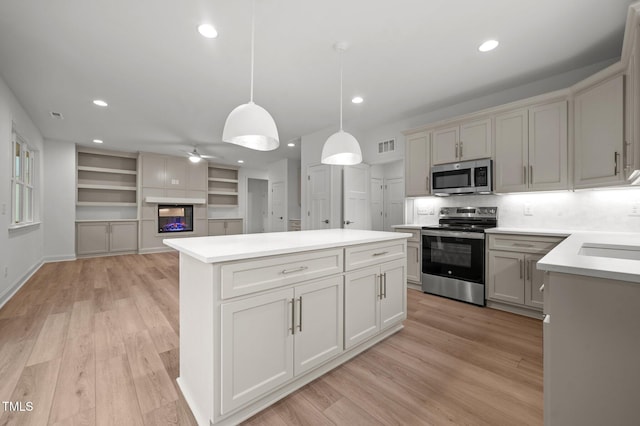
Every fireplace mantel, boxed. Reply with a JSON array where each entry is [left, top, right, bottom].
[[144, 196, 206, 205]]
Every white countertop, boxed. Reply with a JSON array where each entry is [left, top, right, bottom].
[[391, 224, 423, 230], [485, 227, 573, 237], [538, 232, 640, 283], [164, 229, 412, 263]]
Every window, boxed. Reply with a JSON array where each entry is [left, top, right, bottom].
[[11, 127, 36, 226]]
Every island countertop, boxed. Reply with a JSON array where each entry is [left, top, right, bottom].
[[537, 231, 640, 283], [164, 228, 412, 263]]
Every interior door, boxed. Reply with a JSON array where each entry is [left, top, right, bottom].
[[370, 178, 383, 231], [383, 178, 404, 231], [343, 163, 370, 229], [307, 164, 332, 230], [270, 181, 286, 232]]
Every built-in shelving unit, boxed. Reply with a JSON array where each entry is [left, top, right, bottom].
[[76, 148, 138, 206], [208, 164, 239, 206]]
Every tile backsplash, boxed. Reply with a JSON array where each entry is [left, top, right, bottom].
[[407, 187, 640, 232]]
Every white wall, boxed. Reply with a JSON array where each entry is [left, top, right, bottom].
[[247, 178, 268, 233], [0, 75, 45, 307], [408, 188, 640, 232], [43, 139, 76, 261], [287, 158, 301, 220]]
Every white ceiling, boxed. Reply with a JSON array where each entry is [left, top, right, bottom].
[[0, 0, 635, 168]]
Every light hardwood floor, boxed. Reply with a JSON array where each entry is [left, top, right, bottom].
[[0, 253, 542, 425]]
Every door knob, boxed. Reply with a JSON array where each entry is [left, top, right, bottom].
[[322, 219, 329, 224], [279, 217, 283, 220], [344, 220, 354, 225]]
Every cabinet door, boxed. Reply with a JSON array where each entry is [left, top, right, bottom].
[[529, 101, 568, 191], [344, 266, 381, 349], [208, 220, 225, 236], [380, 259, 406, 331], [495, 109, 528, 193], [225, 219, 243, 235], [574, 75, 625, 188], [524, 254, 544, 309], [76, 222, 109, 255], [432, 126, 459, 165], [460, 118, 492, 161], [293, 277, 344, 376], [220, 288, 294, 414], [488, 251, 525, 304], [406, 242, 421, 283], [165, 157, 187, 189], [109, 221, 138, 253], [405, 132, 431, 196]]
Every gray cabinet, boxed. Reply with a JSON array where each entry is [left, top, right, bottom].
[[208, 219, 243, 236], [76, 221, 138, 257], [432, 118, 491, 165], [404, 132, 431, 197]]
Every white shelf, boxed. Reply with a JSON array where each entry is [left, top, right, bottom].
[[76, 201, 138, 207], [208, 204, 239, 207], [208, 191, 239, 195], [208, 178, 238, 183], [77, 165, 137, 175], [77, 184, 137, 191]]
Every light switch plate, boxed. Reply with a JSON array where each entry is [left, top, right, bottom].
[[524, 203, 533, 216], [630, 203, 640, 216]]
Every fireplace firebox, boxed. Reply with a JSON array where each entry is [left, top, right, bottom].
[[158, 205, 193, 233]]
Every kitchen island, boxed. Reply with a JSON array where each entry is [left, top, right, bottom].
[[164, 229, 411, 426], [537, 232, 640, 426]]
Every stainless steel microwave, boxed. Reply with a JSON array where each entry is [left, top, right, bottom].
[[431, 158, 492, 195]]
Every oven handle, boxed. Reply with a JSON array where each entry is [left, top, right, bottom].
[[421, 230, 485, 240]]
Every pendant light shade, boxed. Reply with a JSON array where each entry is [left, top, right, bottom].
[[321, 42, 362, 166], [222, 101, 279, 151], [222, 0, 279, 151], [321, 130, 362, 165]]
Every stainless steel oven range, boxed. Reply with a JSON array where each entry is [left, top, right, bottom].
[[421, 207, 497, 306]]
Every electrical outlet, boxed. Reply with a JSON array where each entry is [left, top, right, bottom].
[[417, 207, 429, 215], [524, 203, 533, 216], [630, 203, 640, 216]]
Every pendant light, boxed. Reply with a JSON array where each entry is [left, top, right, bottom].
[[321, 42, 362, 165], [222, 0, 279, 151]]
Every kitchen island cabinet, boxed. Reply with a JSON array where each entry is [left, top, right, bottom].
[[164, 229, 410, 426]]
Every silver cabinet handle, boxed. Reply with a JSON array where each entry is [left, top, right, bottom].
[[383, 272, 387, 299], [519, 259, 523, 279], [523, 166, 527, 184], [425, 176, 430, 192], [528, 259, 532, 281], [614, 151, 620, 175], [377, 274, 382, 300], [529, 165, 533, 185], [281, 266, 308, 275], [416, 248, 420, 263], [372, 251, 388, 257], [297, 297, 302, 332], [539, 284, 545, 292], [459, 141, 463, 159], [525, 260, 529, 281], [289, 298, 295, 335]]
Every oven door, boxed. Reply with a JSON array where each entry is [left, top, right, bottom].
[[421, 230, 485, 283]]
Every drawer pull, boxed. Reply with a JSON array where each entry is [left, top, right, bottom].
[[539, 284, 545, 292], [372, 251, 389, 257], [281, 266, 308, 275], [289, 298, 295, 335], [512, 243, 534, 247], [383, 272, 387, 299]]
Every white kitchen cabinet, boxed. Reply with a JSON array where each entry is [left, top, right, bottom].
[[494, 101, 568, 193], [432, 118, 491, 165], [405, 131, 431, 196], [486, 233, 562, 315], [344, 258, 406, 349], [395, 228, 421, 285], [76, 221, 138, 257], [625, 23, 640, 181], [574, 74, 625, 188], [208, 218, 243, 236]]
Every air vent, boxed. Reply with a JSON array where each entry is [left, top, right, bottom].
[[49, 111, 64, 120], [378, 138, 395, 154]]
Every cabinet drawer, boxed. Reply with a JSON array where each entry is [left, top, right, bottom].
[[488, 234, 563, 254], [345, 241, 406, 271], [396, 228, 420, 242], [221, 248, 343, 299]]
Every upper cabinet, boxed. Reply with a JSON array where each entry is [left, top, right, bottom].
[[405, 131, 431, 197], [432, 118, 492, 165], [494, 101, 568, 193], [574, 74, 625, 189], [625, 21, 640, 181], [76, 147, 138, 206]]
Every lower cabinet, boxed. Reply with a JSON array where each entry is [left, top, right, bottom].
[[220, 276, 343, 414], [76, 221, 138, 256], [208, 218, 243, 236], [487, 233, 562, 313], [395, 228, 421, 285], [344, 259, 406, 349]]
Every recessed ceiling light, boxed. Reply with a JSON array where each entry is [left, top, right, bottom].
[[287, 143, 295, 147], [237, 160, 244, 163], [93, 139, 103, 144], [351, 96, 364, 104], [93, 99, 108, 107], [198, 24, 218, 39], [478, 40, 499, 52]]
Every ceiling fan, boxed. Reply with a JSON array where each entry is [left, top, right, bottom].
[[181, 146, 216, 163]]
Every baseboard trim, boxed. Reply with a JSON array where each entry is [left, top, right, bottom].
[[139, 247, 175, 255], [43, 254, 77, 263], [486, 300, 543, 320], [0, 258, 44, 310]]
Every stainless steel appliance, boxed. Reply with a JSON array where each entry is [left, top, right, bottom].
[[421, 206, 497, 306], [431, 158, 492, 195]]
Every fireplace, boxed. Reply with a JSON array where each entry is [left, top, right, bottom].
[[158, 205, 193, 233]]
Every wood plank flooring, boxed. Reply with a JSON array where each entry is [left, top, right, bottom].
[[0, 253, 542, 425]]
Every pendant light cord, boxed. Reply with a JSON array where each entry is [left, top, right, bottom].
[[250, 0, 255, 102], [339, 49, 343, 131]]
